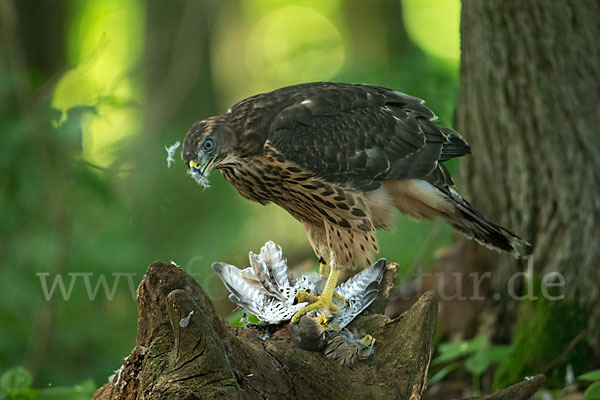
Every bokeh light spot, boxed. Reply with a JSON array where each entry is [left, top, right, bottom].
[[242, 0, 341, 18], [244, 6, 345, 89], [52, 0, 144, 167], [402, 0, 460, 64]]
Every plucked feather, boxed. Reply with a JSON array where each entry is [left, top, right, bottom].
[[260, 241, 290, 288], [335, 259, 386, 329], [212, 241, 387, 327]]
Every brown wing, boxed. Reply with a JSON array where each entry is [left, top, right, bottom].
[[255, 82, 470, 191]]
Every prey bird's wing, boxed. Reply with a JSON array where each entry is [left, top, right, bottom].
[[213, 262, 265, 317], [335, 259, 386, 329], [249, 241, 291, 301], [261, 82, 470, 190], [260, 241, 290, 288], [213, 242, 386, 327], [213, 261, 308, 324]]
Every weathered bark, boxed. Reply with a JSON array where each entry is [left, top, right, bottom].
[[456, 0, 599, 387], [459, 0, 600, 321], [463, 374, 546, 400], [92, 261, 547, 399]]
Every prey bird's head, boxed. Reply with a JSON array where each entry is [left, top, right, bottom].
[[288, 312, 338, 351], [182, 116, 236, 187]]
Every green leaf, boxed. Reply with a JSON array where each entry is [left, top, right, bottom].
[[579, 369, 600, 382], [55, 105, 97, 148], [464, 345, 513, 376], [584, 380, 600, 400], [429, 361, 461, 385], [6, 388, 38, 400], [73, 160, 112, 201], [432, 335, 488, 366], [0, 367, 33, 392], [226, 311, 260, 327]]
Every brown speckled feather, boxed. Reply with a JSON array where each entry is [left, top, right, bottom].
[[218, 142, 378, 268]]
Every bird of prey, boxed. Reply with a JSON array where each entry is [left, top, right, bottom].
[[182, 82, 530, 325]]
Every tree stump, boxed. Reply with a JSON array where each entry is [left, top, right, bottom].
[[92, 261, 545, 399]]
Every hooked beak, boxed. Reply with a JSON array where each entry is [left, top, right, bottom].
[[188, 156, 215, 188], [319, 315, 335, 328]]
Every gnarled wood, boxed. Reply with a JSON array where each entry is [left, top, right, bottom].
[[92, 261, 545, 399], [93, 261, 436, 399]]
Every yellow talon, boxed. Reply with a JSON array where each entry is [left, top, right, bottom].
[[291, 269, 342, 324], [295, 290, 318, 304], [319, 315, 329, 327], [333, 291, 349, 306]]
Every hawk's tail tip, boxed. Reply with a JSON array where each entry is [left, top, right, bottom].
[[450, 214, 532, 259], [507, 236, 534, 259], [440, 186, 533, 258]]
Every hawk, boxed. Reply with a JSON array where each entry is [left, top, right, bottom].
[[182, 82, 529, 324]]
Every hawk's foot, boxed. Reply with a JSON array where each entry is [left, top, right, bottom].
[[290, 294, 340, 324], [333, 291, 349, 307], [318, 257, 329, 276], [292, 269, 341, 324], [295, 290, 348, 307], [360, 334, 376, 347], [295, 290, 318, 304]]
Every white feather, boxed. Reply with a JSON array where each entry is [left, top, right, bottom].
[[213, 242, 386, 327]]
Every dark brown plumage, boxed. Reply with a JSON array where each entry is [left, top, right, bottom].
[[182, 82, 530, 322]]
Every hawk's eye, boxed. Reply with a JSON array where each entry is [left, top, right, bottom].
[[202, 138, 214, 151]]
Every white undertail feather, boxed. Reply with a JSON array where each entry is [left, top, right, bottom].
[[383, 179, 456, 221], [365, 187, 396, 230]]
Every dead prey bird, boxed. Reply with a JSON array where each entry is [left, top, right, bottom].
[[213, 241, 384, 365]]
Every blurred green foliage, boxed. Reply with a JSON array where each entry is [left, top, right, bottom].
[[1, 0, 460, 388], [430, 335, 513, 394], [494, 281, 590, 389], [0, 366, 95, 400], [578, 370, 600, 400]]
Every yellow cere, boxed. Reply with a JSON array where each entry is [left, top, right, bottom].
[[189, 160, 201, 169]]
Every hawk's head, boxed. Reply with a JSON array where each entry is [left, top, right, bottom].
[[182, 116, 237, 187]]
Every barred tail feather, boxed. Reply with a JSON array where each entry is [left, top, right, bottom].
[[437, 186, 532, 257]]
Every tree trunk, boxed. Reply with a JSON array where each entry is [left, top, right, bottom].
[[457, 0, 600, 387], [92, 261, 546, 399]]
